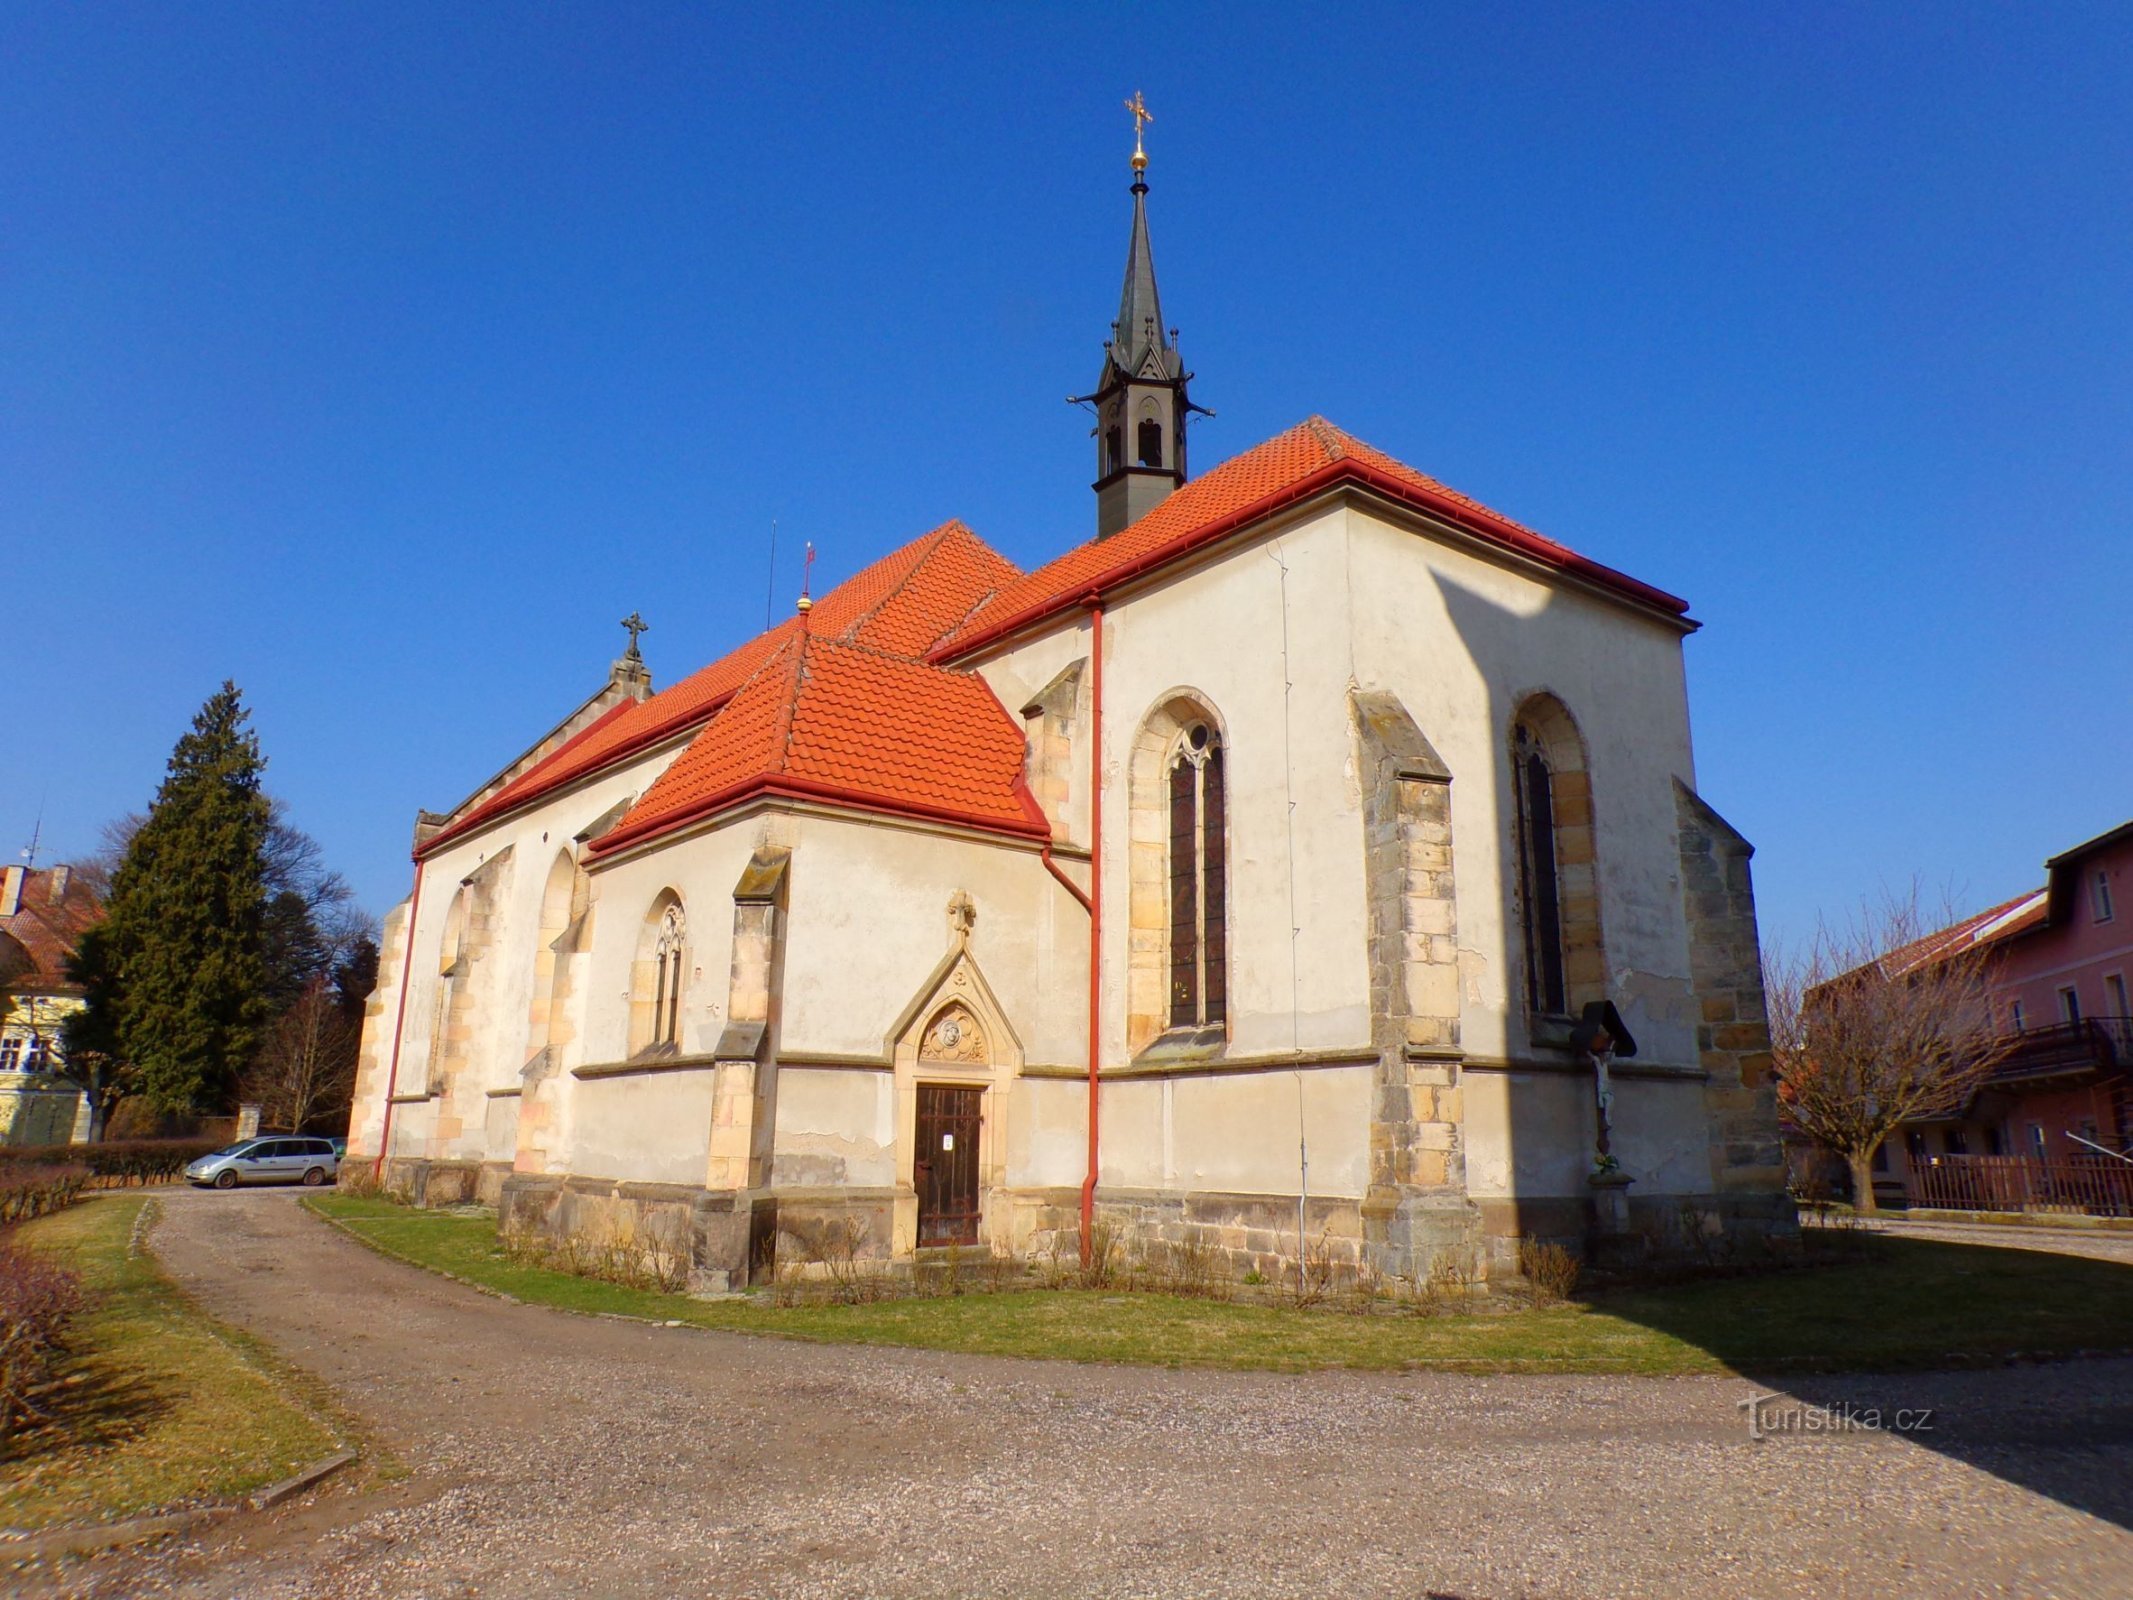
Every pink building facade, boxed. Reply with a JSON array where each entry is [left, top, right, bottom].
[[1881, 820, 2133, 1199]]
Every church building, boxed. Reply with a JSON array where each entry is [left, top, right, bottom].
[[347, 118, 1790, 1288]]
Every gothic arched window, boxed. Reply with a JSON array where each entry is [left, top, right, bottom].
[[1104, 425, 1123, 476], [1512, 721, 1567, 1017], [1167, 724, 1227, 1029], [651, 901, 686, 1049], [1138, 416, 1164, 469]]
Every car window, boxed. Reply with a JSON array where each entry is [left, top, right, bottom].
[[233, 1140, 269, 1158], [265, 1139, 299, 1158], [307, 1139, 334, 1156]]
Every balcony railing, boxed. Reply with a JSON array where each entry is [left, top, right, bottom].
[[1990, 1015, 2132, 1080], [1908, 1154, 2133, 1218]]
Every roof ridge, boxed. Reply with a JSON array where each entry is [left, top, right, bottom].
[[767, 632, 811, 776], [1301, 415, 1348, 461], [834, 520, 961, 644]]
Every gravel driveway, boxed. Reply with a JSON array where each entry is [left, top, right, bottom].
[[39, 1188, 2133, 1600]]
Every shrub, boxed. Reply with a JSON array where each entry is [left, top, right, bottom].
[[0, 1240, 85, 1442], [0, 1139, 222, 1189], [0, 1164, 91, 1226], [1517, 1237, 1582, 1305]]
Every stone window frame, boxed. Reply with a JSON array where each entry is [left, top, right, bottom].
[[627, 889, 690, 1060], [1507, 692, 1606, 1028], [1127, 690, 1232, 1058]]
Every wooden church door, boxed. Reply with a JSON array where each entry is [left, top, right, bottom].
[[914, 1084, 982, 1246]]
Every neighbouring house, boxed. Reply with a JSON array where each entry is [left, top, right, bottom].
[[1855, 820, 2133, 1211], [345, 136, 1792, 1289], [0, 863, 98, 1145]]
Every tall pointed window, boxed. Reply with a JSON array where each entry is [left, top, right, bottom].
[[1513, 721, 1567, 1017], [1138, 416, 1164, 469], [651, 902, 686, 1048], [1167, 724, 1227, 1029]]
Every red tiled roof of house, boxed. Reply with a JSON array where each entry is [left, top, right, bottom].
[[419, 522, 1024, 858], [935, 416, 1688, 660], [0, 868, 103, 995], [587, 631, 1045, 856], [1882, 889, 2048, 977]]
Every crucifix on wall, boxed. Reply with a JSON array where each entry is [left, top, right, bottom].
[[1569, 1001, 1637, 1169]]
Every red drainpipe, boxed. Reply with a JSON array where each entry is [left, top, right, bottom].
[[1079, 600, 1105, 1263], [372, 859, 427, 1185]]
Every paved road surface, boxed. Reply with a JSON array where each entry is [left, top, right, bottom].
[[35, 1189, 2133, 1599]]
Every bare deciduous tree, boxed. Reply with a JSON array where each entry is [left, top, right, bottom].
[[240, 975, 357, 1134], [1766, 890, 2018, 1213]]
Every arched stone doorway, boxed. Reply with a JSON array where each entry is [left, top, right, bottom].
[[889, 920, 1022, 1256]]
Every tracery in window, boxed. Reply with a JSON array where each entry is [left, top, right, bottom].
[[1167, 724, 1227, 1029]]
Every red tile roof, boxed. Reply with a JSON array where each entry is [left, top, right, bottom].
[[935, 416, 1688, 661], [1881, 889, 2048, 978], [419, 521, 1026, 858], [0, 868, 103, 995], [420, 419, 1689, 859], [588, 632, 1045, 856]]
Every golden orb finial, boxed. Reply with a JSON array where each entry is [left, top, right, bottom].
[[1125, 91, 1152, 172]]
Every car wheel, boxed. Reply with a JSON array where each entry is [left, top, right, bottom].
[[214, 1169, 239, 1190], [301, 1166, 326, 1187]]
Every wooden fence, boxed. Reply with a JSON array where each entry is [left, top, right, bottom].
[[1907, 1154, 2133, 1218]]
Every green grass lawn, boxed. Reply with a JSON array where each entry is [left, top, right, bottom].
[[0, 1195, 347, 1532], [307, 1195, 2133, 1376]]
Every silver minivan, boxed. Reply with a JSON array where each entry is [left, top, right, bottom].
[[185, 1136, 341, 1189]]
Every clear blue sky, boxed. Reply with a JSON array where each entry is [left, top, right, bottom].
[[5, 4, 2128, 951]]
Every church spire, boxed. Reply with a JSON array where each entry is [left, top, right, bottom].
[[1075, 93, 1203, 539]]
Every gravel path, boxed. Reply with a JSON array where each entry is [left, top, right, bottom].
[[35, 1188, 2133, 1600], [1864, 1215, 2133, 1266]]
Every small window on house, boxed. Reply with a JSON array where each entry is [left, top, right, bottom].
[[0, 1037, 21, 1071], [1512, 722, 1568, 1017], [651, 902, 686, 1048], [1167, 724, 1227, 1030], [1944, 1129, 1968, 1156], [2010, 999, 2025, 1032], [2029, 1123, 2049, 1161], [2105, 973, 2129, 1019], [1137, 417, 1163, 469], [1905, 1129, 1928, 1164], [2095, 870, 2116, 924], [2060, 986, 2081, 1024], [1985, 1124, 2005, 1156]]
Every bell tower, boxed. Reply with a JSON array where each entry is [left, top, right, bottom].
[[1075, 93, 1205, 539]]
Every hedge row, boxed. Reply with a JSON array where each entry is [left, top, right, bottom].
[[0, 1164, 90, 1226], [0, 1238, 85, 1442], [0, 1138, 223, 1188]]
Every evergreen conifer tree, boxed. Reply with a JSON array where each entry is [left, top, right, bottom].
[[101, 682, 272, 1112]]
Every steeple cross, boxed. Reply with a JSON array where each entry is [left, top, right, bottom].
[[1124, 91, 1152, 168], [619, 611, 649, 662]]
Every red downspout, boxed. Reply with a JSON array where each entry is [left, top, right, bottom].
[[1079, 601, 1105, 1263], [372, 860, 427, 1185]]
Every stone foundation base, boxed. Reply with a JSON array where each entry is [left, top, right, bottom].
[[382, 1157, 483, 1209], [498, 1172, 763, 1294], [369, 1168, 1799, 1297]]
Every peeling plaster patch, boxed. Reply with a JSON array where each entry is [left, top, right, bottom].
[[1614, 967, 1694, 1031], [1457, 945, 1492, 1003]]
